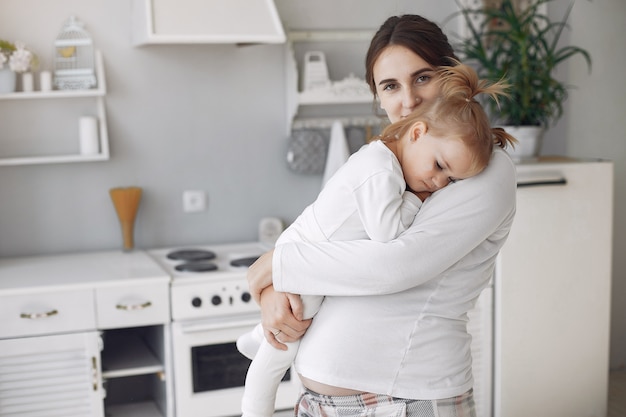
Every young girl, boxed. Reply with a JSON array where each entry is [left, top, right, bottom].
[[238, 62, 516, 417]]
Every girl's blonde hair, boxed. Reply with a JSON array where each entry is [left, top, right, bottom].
[[377, 61, 517, 173]]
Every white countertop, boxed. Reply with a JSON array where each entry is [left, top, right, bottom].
[[0, 250, 170, 296]]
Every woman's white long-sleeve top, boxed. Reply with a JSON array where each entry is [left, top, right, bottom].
[[272, 148, 517, 400]]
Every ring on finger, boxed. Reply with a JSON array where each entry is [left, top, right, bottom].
[[273, 329, 282, 337]]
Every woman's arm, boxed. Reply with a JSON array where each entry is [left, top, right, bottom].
[[273, 150, 516, 296]]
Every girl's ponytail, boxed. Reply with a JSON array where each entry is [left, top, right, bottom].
[[436, 60, 517, 151]]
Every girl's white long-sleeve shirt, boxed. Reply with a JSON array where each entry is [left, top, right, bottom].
[[273, 148, 517, 400], [277, 140, 421, 246]]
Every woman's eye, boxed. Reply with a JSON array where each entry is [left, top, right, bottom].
[[416, 75, 431, 85], [382, 83, 397, 92], [436, 162, 443, 170]]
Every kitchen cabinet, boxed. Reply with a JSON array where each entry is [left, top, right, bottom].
[[0, 287, 96, 339], [494, 158, 612, 417], [101, 325, 172, 417], [97, 282, 173, 417], [0, 251, 172, 417], [0, 328, 104, 417], [0, 50, 109, 166], [131, 0, 285, 46]]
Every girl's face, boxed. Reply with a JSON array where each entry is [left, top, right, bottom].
[[373, 45, 440, 123], [399, 123, 480, 193]]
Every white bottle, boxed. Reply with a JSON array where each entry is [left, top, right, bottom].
[[79, 116, 99, 155]]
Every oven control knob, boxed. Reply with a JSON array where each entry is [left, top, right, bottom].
[[211, 295, 222, 306], [241, 291, 251, 303], [191, 297, 202, 308]]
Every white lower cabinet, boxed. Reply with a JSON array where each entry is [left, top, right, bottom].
[[101, 325, 173, 417], [0, 331, 105, 417], [494, 159, 613, 417], [95, 281, 173, 417], [0, 250, 173, 417]]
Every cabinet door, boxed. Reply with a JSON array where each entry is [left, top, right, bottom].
[[494, 161, 612, 417], [0, 331, 104, 417]]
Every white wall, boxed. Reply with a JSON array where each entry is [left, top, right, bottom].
[[546, 0, 626, 371], [1, 0, 625, 369]]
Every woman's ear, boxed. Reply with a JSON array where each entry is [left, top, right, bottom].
[[410, 121, 428, 142]]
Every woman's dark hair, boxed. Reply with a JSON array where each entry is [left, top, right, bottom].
[[365, 15, 459, 97]]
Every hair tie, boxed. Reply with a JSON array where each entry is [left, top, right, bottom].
[[465, 97, 471, 103]]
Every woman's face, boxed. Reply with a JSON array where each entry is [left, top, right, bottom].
[[373, 45, 440, 123]]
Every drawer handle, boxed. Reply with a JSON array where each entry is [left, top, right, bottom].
[[20, 309, 59, 319], [116, 301, 152, 311], [92, 357, 99, 391]]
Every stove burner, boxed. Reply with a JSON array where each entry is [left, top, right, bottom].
[[230, 256, 260, 268], [174, 262, 219, 272], [167, 249, 216, 262]]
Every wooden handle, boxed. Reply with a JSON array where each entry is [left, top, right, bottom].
[[110, 187, 142, 250]]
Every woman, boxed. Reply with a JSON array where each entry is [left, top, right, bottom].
[[248, 15, 517, 417]]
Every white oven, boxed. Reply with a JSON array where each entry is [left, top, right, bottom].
[[149, 242, 301, 417], [172, 314, 300, 417]]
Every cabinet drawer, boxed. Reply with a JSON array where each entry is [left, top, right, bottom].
[[0, 289, 96, 339], [96, 283, 170, 329]]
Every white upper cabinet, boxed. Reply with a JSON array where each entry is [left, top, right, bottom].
[[132, 0, 286, 45]]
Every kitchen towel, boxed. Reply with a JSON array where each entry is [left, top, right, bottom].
[[322, 120, 350, 186]]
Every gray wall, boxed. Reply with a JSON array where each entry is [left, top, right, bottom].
[[1, 0, 625, 369], [0, 0, 457, 256]]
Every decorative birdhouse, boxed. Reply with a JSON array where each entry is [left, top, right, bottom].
[[54, 16, 96, 90]]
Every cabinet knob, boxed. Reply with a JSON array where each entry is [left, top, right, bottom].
[[211, 295, 222, 306], [191, 297, 202, 307], [241, 292, 251, 303]]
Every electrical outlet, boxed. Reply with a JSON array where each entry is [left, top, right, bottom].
[[183, 190, 206, 213]]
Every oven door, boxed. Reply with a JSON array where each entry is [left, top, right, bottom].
[[172, 314, 301, 417]]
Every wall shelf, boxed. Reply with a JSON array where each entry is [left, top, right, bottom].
[[0, 50, 110, 166], [285, 30, 379, 134]]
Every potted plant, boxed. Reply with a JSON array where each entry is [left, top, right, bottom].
[[450, 0, 592, 160], [0, 40, 36, 94]]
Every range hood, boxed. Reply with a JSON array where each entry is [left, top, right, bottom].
[[132, 0, 286, 46]]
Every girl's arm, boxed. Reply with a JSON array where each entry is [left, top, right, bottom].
[[353, 172, 421, 242], [272, 150, 516, 296]]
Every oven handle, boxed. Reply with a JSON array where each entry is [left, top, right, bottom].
[[179, 315, 260, 334]]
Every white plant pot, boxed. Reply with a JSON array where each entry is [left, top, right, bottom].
[[502, 125, 544, 162], [0, 68, 17, 94]]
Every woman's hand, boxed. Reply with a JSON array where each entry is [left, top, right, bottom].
[[247, 249, 311, 349], [259, 286, 311, 350]]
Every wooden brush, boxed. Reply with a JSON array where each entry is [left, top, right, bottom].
[[109, 187, 142, 251]]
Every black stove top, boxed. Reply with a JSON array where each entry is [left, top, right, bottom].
[[166, 249, 216, 262], [164, 248, 259, 274]]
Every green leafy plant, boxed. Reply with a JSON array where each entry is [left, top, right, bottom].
[[451, 0, 592, 128]]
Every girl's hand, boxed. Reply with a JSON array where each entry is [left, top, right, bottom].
[[247, 250, 275, 304], [260, 286, 312, 350]]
